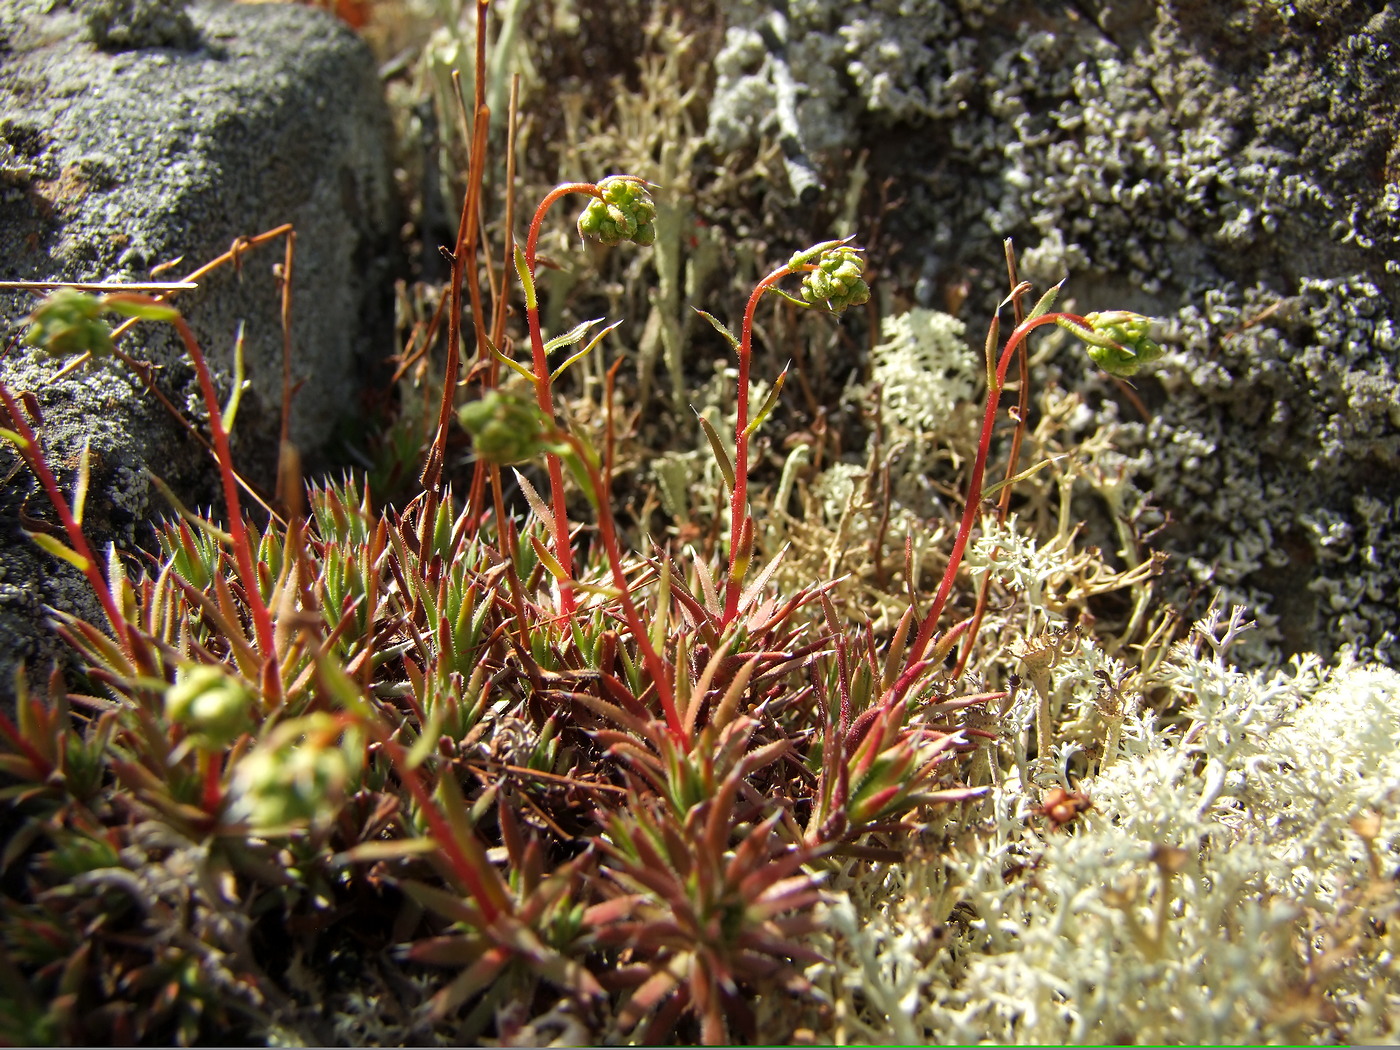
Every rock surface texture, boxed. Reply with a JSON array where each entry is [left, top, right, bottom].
[[0, 0, 396, 707], [711, 0, 1400, 665]]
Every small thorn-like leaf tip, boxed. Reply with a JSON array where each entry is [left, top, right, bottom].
[[577, 175, 657, 247], [23, 288, 114, 360], [456, 390, 558, 465], [1075, 310, 1164, 377], [797, 243, 870, 314]]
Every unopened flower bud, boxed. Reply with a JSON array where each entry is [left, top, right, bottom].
[[231, 715, 355, 831], [23, 288, 114, 360], [165, 664, 253, 748], [1075, 311, 1163, 377], [797, 244, 870, 313], [457, 391, 557, 465], [577, 176, 656, 247]]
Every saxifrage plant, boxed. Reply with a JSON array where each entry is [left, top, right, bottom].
[[0, 8, 1163, 1041]]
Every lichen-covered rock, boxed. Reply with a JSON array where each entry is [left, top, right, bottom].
[[0, 0, 396, 708], [82, 0, 200, 51], [710, 0, 1400, 665]]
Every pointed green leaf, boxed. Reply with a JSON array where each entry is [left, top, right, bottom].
[[399, 877, 485, 927], [692, 308, 739, 352], [744, 364, 789, 437], [491, 345, 538, 382], [529, 533, 571, 582], [787, 236, 853, 270], [514, 244, 537, 310], [982, 454, 1070, 499], [542, 317, 606, 356], [695, 412, 735, 493], [333, 838, 438, 864], [768, 287, 811, 309], [71, 439, 91, 527], [550, 319, 623, 382], [406, 697, 446, 770], [511, 469, 556, 535], [101, 293, 180, 322], [1026, 279, 1065, 322], [146, 471, 235, 544], [25, 531, 90, 572], [221, 321, 248, 431], [0, 428, 30, 451]]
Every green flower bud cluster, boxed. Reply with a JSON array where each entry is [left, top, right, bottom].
[[577, 176, 656, 247], [798, 244, 870, 313], [457, 390, 557, 465], [165, 664, 254, 748], [231, 715, 356, 832], [23, 288, 114, 360], [1074, 310, 1164, 377]]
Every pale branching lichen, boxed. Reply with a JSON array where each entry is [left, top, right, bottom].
[[867, 308, 978, 433], [844, 306, 981, 513], [750, 307, 978, 615], [816, 607, 1400, 1045], [807, 460, 865, 532]]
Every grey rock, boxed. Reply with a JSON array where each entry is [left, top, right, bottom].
[[0, 0, 396, 708], [82, 0, 200, 51], [710, 0, 1400, 666]]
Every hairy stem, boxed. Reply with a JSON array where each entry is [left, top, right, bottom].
[[904, 312, 1090, 673], [0, 382, 131, 655], [168, 314, 281, 703], [382, 739, 509, 924], [564, 432, 686, 747], [954, 254, 1031, 680], [523, 182, 603, 616], [724, 266, 792, 623], [422, 77, 489, 505]]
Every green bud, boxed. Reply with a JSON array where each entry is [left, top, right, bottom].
[[577, 176, 656, 247], [165, 664, 254, 748], [457, 390, 557, 465], [798, 244, 870, 313], [231, 714, 355, 832], [23, 288, 114, 360], [1072, 310, 1163, 377]]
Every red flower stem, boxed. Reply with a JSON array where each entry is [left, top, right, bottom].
[[382, 739, 507, 924], [566, 433, 686, 748], [0, 382, 130, 654], [167, 313, 281, 703], [903, 312, 1090, 672], [953, 265, 1032, 681], [723, 265, 793, 624], [523, 182, 601, 617], [422, 73, 488, 509], [200, 748, 223, 814]]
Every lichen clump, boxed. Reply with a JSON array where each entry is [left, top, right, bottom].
[[705, 0, 1400, 664], [814, 608, 1400, 1045]]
